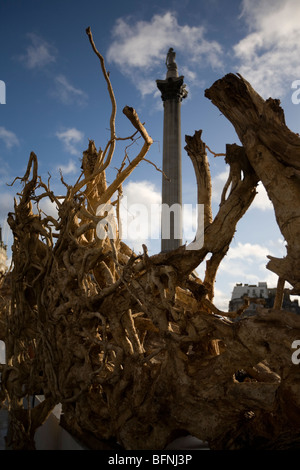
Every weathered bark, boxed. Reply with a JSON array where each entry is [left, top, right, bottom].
[[1, 33, 300, 451], [184, 133, 259, 300], [205, 74, 300, 294], [185, 130, 213, 230]]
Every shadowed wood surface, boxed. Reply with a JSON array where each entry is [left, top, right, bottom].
[[0, 33, 300, 451]]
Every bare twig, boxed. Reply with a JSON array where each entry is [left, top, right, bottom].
[[86, 27, 116, 172]]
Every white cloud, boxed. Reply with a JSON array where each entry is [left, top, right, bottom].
[[119, 179, 201, 251], [211, 170, 228, 205], [18, 33, 56, 69], [53, 75, 88, 106], [123, 180, 161, 207], [56, 128, 84, 156], [0, 127, 19, 148], [104, 181, 285, 310], [214, 286, 233, 312], [0, 193, 14, 247], [135, 78, 158, 99], [234, 0, 300, 97], [218, 238, 286, 284], [118, 174, 273, 256], [120, 180, 161, 250], [0, 191, 14, 214], [211, 171, 272, 211], [250, 182, 272, 211], [211, 238, 287, 309], [225, 241, 270, 261], [195, 239, 286, 311], [182, 204, 201, 245], [107, 11, 223, 96], [38, 198, 59, 220], [56, 159, 77, 175]]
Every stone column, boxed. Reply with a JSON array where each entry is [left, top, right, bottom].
[[156, 49, 187, 252]]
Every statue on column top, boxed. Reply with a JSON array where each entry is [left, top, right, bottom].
[[165, 48, 178, 78], [166, 48, 176, 69]]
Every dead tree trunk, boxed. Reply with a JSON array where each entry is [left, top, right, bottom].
[[0, 34, 300, 450], [205, 73, 300, 295]]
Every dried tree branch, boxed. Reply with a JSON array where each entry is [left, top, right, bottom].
[[205, 73, 300, 294], [1, 38, 300, 453], [86, 27, 116, 172]]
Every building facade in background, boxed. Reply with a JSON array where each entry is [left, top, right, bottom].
[[229, 282, 300, 316]]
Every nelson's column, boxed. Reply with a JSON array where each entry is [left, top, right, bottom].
[[156, 48, 188, 252]]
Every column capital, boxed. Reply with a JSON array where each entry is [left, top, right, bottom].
[[156, 76, 188, 103]]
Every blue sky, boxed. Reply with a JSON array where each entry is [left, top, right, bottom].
[[0, 0, 300, 310]]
